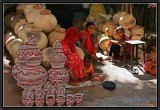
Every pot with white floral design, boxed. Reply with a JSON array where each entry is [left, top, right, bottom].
[[46, 95, 56, 106], [56, 95, 65, 106], [66, 94, 75, 106], [74, 93, 83, 105]]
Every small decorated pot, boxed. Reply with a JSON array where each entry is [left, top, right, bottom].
[[35, 97, 44, 107], [56, 84, 65, 96], [46, 95, 56, 106], [74, 93, 83, 105], [66, 94, 75, 106], [25, 98, 34, 106], [56, 95, 65, 106]]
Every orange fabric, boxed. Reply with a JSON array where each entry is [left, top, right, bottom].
[[79, 30, 96, 56], [84, 63, 94, 74]]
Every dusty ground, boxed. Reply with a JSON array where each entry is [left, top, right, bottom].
[[3, 48, 157, 107]]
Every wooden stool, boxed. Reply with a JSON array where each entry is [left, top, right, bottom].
[[123, 40, 146, 70]]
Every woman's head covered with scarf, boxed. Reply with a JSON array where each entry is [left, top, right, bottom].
[[61, 27, 79, 53]]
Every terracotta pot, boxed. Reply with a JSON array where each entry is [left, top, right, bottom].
[[76, 46, 84, 60], [86, 15, 95, 22], [41, 47, 54, 69], [26, 5, 43, 23], [113, 11, 128, 25], [8, 38, 23, 59], [10, 12, 24, 30], [97, 24, 104, 32], [22, 89, 34, 106], [130, 25, 144, 40], [103, 21, 117, 37], [48, 27, 66, 46], [4, 12, 16, 28], [35, 98, 44, 107], [24, 4, 37, 16], [4, 31, 16, 46], [119, 14, 136, 30], [149, 64, 156, 75], [33, 9, 57, 33], [14, 19, 27, 34], [99, 36, 112, 51]]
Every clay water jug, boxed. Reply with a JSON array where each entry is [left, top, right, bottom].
[[76, 46, 85, 60], [26, 5, 43, 23], [33, 9, 57, 33], [14, 19, 27, 34], [119, 14, 136, 30], [113, 11, 128, 25], [130, 25, 144, 40], [4, 12, 16, 28], [48, 27, 66, 47], [99, 36, 112, 51]]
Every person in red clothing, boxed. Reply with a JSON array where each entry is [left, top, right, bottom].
[[61, 27, 85, 86], [78, 22, 103, 62], [106, 26, 131, 62]]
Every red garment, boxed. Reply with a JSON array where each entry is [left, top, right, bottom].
[[79, 30, 96, 56], [62, 44, 84, 79], [61, 27, 84, 79]]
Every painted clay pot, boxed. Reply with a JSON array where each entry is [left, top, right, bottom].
[[56, 84, 65, 96], [10, 11, 24, 30], [33, 9, 57, 33], [66, 94, 75, 106], [35, 98, 44, 107], [48, 27, 66, 46], [8, 38, 23, 59], [86, 15, 95, 22], [102, 21, 117, 37], [74, 93, 83, 105], [42, 47, 54, 69], [43, 81, 52, 97], [26, 5, 43, 23], [113, 11, 128, 25], [4, 12, 16, 28], [149, 64, 156, 75], [119, 14, 136, 30], [19, 28, 48, 50], [99, 36, 112, 51], [56, 95, 65, 106], [22, 89, 34, 106], [130, 25, 144, 40], [75, 46, 84, 60], [14, 19, 27, 34], [46, 95, 56, 106]]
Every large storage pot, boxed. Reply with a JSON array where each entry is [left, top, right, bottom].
[[4, 31, 16, 45], [20, 28, 48, 50], [8, 38, 23, 59], [24, 4, 37, 16], [102, 21, 117, 37], [5, 34, 17, 51], [16, 4, 28, 13], [33, 9, 57, 33], [48, 27, 66, 47], [14, 19, 27, 34], [130, 25, 144, 40], [26, 5, 43, 23], [4, 12, 16, 28], [119, 14, 136, 30], [76, 46, 84, 60], [42, 47, 54, 69], [10, 10, 24, 30], [86, 15, 95, 22], [113, 11, 128, 25]]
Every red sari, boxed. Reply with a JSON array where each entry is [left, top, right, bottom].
[[79, 30, 96, 56], [61, 27, 84, 80]]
